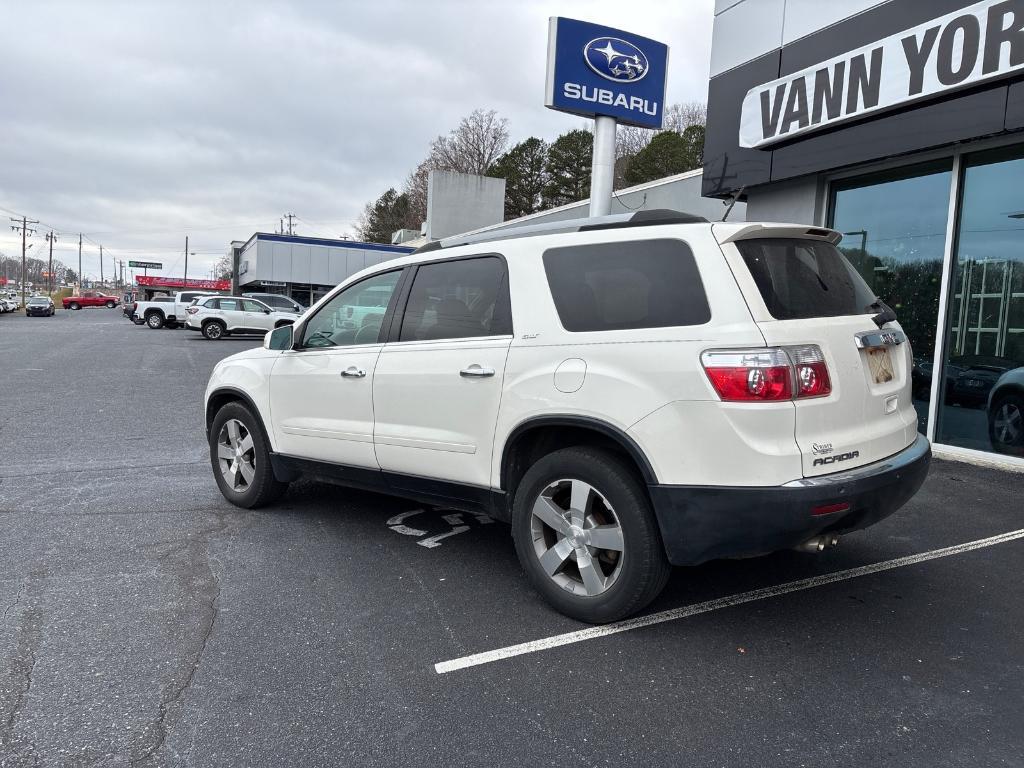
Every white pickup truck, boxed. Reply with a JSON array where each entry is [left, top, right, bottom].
[[135, 291, 218, 329]]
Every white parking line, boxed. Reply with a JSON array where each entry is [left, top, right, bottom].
[[434, 527, 1024, 675]]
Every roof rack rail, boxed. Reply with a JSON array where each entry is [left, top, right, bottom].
[[412, 209, 708, 254]]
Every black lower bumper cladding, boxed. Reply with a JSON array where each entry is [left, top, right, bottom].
[[648, 435, 932, 566]]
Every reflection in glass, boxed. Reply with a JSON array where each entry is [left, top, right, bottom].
[[937, 146, 1024, 457], [829, 163, 952, 432]]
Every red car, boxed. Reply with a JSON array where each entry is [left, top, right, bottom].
[[63, 292, 120, 310]]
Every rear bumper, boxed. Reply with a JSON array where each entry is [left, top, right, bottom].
[[648, 435, 931, 566]]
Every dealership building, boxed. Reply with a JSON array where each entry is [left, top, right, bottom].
[[703, 0, 1024, 467]]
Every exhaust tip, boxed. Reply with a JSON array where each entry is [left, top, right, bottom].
[[795, 535, 840, 554]]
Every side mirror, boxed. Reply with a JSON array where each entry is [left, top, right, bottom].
[[264, 324, 294, 351], [263, 308, 271, 314]]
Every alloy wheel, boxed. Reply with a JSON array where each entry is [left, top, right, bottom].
[[217, 418, 256, 492], [994, 402, 1023, 446], [529, 478, 625, 597]]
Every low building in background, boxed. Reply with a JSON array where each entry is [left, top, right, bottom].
[[233, 233, 414, 307]]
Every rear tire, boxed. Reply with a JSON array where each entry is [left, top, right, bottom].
[[209, 402, 287, 508], [146, 313, 164, 329], [203, 321, 225, 340], [511, 446, 670, 624]]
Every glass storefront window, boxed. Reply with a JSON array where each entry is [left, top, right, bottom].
[[829, 162, 953, 432], [936, 146, 1024, 457]]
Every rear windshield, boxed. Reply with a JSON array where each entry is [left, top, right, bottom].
[[735, 238, 876, 320]]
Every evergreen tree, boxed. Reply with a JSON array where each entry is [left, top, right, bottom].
[[543, 129, 593, 207], [356, 188, 411, 244], [624, 128, 704, 186], [487, 137, 549, 220]]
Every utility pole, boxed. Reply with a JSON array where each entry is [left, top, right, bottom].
[[112, 252, 117, 289], [184, 235, 189, 286], [10, 216, 39, 308], [285, 212, 296, 235], [45, 231, 57, 294], [99, 244, 104, 286], [78, 234, 83, 291]]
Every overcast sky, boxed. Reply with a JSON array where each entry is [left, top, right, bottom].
[[0, 0, 714, 281]]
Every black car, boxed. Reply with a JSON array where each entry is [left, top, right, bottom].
[[25, 296, 55, 316]]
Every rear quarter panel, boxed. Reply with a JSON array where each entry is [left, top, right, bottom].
[[489, 225, 777, 488]]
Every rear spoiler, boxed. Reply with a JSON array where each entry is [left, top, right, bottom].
[[713, 223, 842, 246]]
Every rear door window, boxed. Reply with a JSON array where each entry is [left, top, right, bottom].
[[398, 256, 511, 341], [735, 238, 877, 320], [542, 239, 710, 332]]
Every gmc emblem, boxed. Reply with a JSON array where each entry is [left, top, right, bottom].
[[813, 451, 860, 467]]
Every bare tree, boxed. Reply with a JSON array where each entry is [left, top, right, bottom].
[[663, 102, 707, 133], [428, 108, 510, 176], [401, 160, 432, 230]]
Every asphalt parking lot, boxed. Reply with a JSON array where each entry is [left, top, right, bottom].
[[1, 308, 1023, 767]]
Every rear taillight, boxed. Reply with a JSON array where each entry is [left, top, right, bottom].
[[701, 346, 832, 402], [787, 345, 832, 399], [701, 349, 793, 401], [186, 306, 199, 315]]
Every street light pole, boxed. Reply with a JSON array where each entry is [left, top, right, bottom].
[[45, 231, 57, 294]]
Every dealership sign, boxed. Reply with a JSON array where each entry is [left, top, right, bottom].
[[136, 276, 230, 290], [545, 17, 669, 129], [740, 0, 1024, 148], [128, 260, 162, 269]]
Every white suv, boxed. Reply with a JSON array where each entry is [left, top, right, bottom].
[[186, 295, 295, 340], [203, 210, 931, 622]]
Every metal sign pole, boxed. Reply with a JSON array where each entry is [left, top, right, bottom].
[[589, 115, 617, 217]]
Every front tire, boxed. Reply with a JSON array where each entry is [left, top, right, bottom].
[[990, 393, 1024, 456], [210, 402, 287, 508], [105, 300, 116, 308], [511, 447, 670, 624], [69, 302, 81, 310], [203, 321, 225, 340], [146, 313, 164, 329]]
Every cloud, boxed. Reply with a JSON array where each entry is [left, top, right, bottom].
[[0, 0, 714, 279]]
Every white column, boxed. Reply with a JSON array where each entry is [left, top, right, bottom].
[[589, 116, 617, 217]]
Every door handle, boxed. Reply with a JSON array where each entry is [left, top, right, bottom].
[[460, 364, 495, 378], [341, 367, 366, 378]]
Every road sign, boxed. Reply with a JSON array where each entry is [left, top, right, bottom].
[[128, 260, 163, 269]]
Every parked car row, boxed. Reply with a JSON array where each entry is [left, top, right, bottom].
[[1, 292, 54, 316], [126, 290, 303, 339]]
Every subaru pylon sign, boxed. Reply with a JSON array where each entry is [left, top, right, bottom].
[[545, 17, 669, 129]]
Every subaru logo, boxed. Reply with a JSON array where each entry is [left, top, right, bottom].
[[583, 37, 649, 83]]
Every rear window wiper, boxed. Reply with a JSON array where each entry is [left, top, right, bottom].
[[866, 298, 898, 329]]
